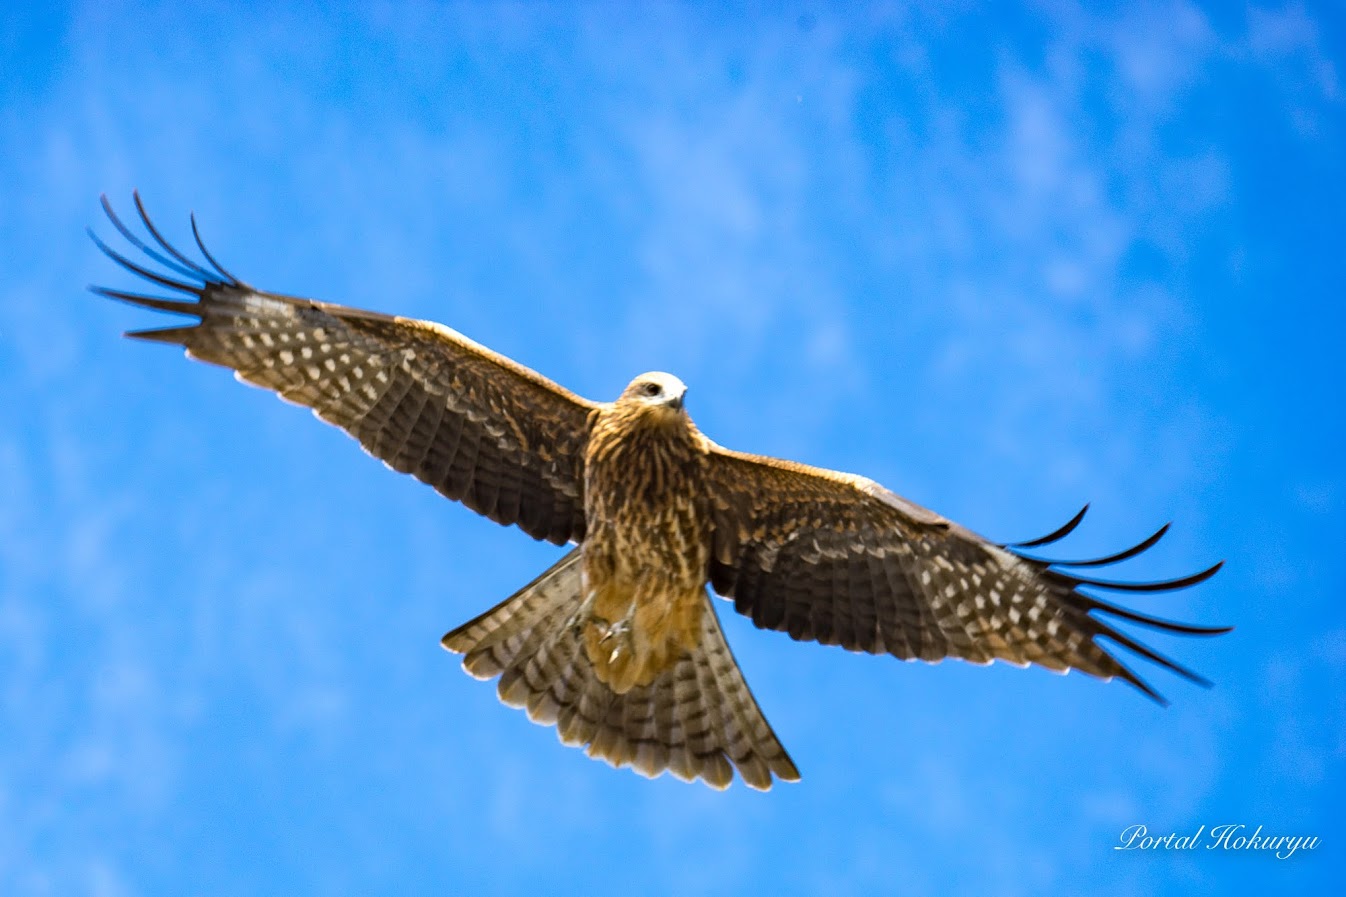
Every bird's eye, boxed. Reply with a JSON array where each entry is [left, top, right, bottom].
[[644, 383, 661, 396]]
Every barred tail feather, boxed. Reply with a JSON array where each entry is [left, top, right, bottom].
[[441, 549, 800, 790]]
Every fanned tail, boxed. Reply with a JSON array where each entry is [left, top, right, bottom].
[[442, 549, 799, 790]]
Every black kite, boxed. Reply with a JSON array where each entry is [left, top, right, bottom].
[[91, 194, 1228, 791]]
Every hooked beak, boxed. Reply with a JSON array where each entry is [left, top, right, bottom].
[[668, 388, 685, 411]]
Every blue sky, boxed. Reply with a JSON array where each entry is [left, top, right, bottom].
[[1, 2, 1342, 894]]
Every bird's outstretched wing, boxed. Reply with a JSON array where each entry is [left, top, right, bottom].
[[91, 193, 595, 546], [703, 446, 1228, 702]]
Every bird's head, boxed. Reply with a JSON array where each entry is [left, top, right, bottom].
[[617, 371, 688, 421]]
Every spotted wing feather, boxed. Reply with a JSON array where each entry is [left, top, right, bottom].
[[704, 446, 1229, 702], [91, 194, 594, 545]]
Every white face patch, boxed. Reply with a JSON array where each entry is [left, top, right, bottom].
[[625, 371, 687, 405]]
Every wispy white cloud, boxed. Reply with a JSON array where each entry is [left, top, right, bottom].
[[1245, 3, 1340, 108]]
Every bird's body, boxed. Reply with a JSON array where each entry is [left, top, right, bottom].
[[582, 376, 711, 693], [91, 193, 1230, 791]]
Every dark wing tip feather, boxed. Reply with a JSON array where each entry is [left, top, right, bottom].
[[1053, 555, 1226, 700], [1109, 659, 1170, 706], [1006, 508, 1228, 699], [1029, 523, 1171, 569], [123, 326, 198, 344], [190, 210, 243, 285], [1060, 560, 1224, 594], [1096, 623, 1214, 689], [1070, 575, 1228, 700], [131, 190, 219, 283], [98, 193, 206, 283], [1098, 649, 1173, 705], [1006, 503, 1089, 548], [1077, 591, 1233, 636], [1008, 508, 1223, 593], [89, 286, 201, 317], [90, 192, 246, 307]]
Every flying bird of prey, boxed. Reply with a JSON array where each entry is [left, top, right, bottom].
[[91, 193, 1228, 791]]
